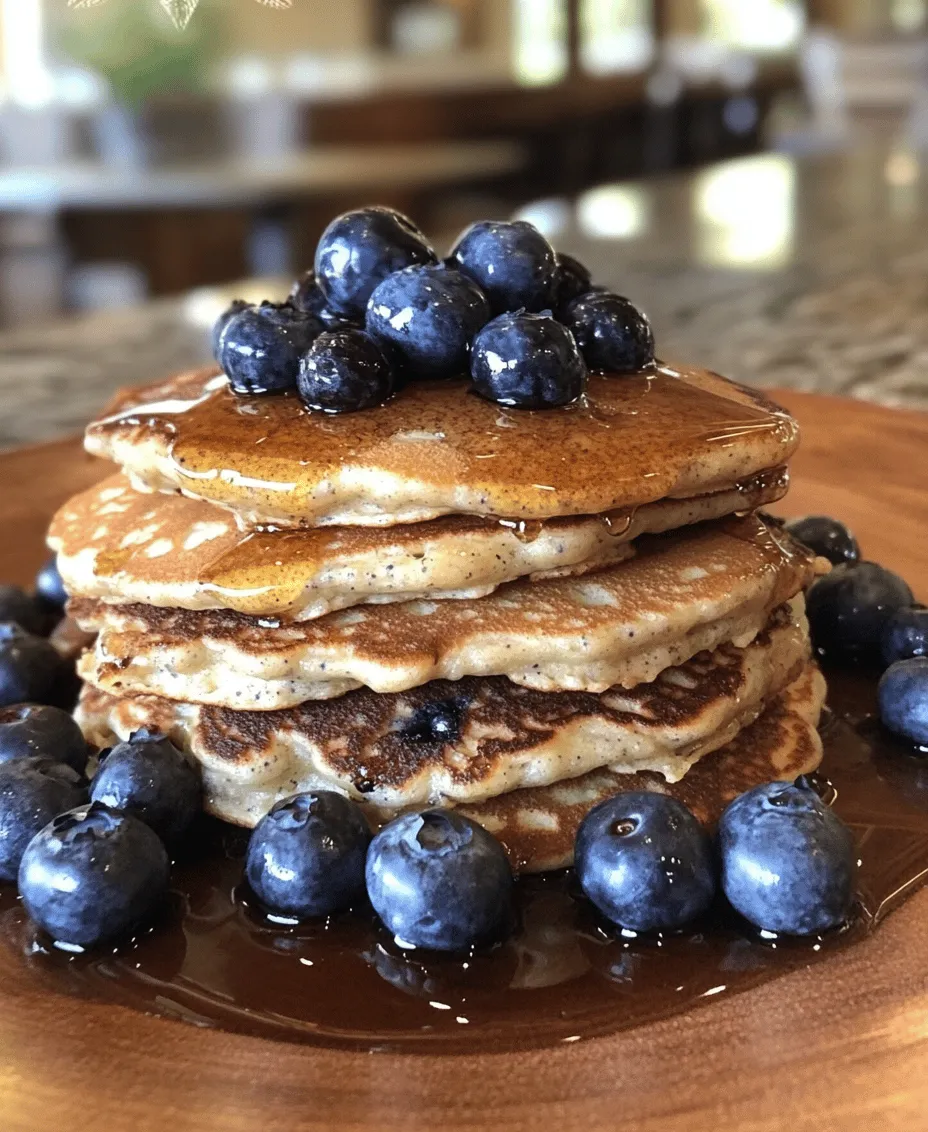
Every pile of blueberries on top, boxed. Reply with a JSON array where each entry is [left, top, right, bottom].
[[0, 514, 925, 958], [213, 206, 655, 413]]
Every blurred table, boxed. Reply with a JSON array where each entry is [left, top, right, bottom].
[[0, 143, 926, 449]]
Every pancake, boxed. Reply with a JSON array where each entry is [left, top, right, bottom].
[[461, 663, 826, 872], [71, 516, 819, 710], [50, 467, 788, 621], [83, 364, 800, 528], [74, 600, 809, 820]]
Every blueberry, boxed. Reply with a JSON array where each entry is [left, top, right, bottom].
[[0, 704, 88, 773], [879, 658, 928, 747], [34, 556, 68, 613], [366, 810, 513, 951], [449, 220, 557, 315], [18, 802, 169, 948], [881, 606, 928, 666], [552, 252, 592, 316], [297, 328, 395, 413], [246, 791, 371, 919], [90, 729, 201, 843], [806, 561, 913, 661], [210, 298, 249, 361], [315, 207, 437, 320], [719, 779, 856, 934], [0, 623, 66, 709], [366, 264, 490, 380], [783, 515, 860, 566], [470, 311, 587, 409], [0, 585, 46, 635], [574, 792, 715, 932], [0, 756, 86, 882], [289, 270, 359, 329], [562, 291, 654, 373], [218, 302, 323, 395], [400, 696, 469, 743]]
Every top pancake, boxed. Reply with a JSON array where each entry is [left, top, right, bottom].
[[84, 363, 799, 528]]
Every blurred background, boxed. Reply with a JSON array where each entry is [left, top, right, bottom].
[[1, 0, 928, 444]]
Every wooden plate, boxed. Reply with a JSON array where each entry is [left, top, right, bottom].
[[0, 391, 926, 1132]]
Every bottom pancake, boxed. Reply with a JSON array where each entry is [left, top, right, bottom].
[[461, 663, 826, 872]]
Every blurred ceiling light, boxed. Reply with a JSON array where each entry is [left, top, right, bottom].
[[577, 185, 648, 239], [513, 0, 569, 87], [884, 148, 920, 187], [580, 0, 654, 75], [512, 198, 572, 239], [695, 155, 795, 268], [700, 0, 804, 52], [1, 0, 54, 107]]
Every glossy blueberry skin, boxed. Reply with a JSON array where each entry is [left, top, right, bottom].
[[401, 695, 469, 744], [246, 791, 371, 919], [315, 207, 437, 320], [449, 220, 557, 315], [218, 302, 323, 395], [210, 298, 249, 361], [90, 730, 201, 844], [366, 810, 513, 951], [297, 329, 395, 413], [470, 311, 587, 409], [0, 623, 65, 709], [879, 658, 928, 747], [34, 556, 68, 613], [0, 585, 46, 636], [289, 270, 359, 330], [552, 252, 592, 317], [575, 792, 715, 932], [806, 561, 913, 661], [719, 779, 856, 935], [0, 704, 88, 773], [18, 802, 170, 948], [0, 756, 86, 882], [881, 606, 928, 666], [783, 515, 860, 566], [562, 291, 654, 373], [366, 264, 490, 380]]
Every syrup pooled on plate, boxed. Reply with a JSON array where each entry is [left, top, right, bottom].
[[2, 667, 927, 1054]]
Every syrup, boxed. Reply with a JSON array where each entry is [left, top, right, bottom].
[[1, 666, 926, 1054]]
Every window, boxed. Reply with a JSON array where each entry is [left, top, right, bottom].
[[580, 0, 653, 75], [699, 0, 804, 53], [513, 0, 569, 86]]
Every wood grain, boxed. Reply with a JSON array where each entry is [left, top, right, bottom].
[[0, 391, 925, 1132]]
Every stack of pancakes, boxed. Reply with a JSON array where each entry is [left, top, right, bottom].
[[52, 363, 826, 872]]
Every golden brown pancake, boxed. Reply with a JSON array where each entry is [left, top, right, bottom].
[[73, 601, 809, 819], [84, 364, 799, 528], [50, 468, 788, 621], [70, 516, 819, 710]]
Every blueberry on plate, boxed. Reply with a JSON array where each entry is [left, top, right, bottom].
[[449, 220, 557, 315], [18, 802, 170, 948], [289, 269, 358, 330], [575, 792, 715, 932], [218, 301, 323, 395], [552, 252, 592, 317], [366, 809, 513, 951], [210, 298, 249, 361], [0, 703, 88, 773], [90, 729, 201, 844], [34, 556, 68, 614], [562, 291, 654, 373], [0, 756, 86, 881], [806, 561, 913, 661], [315, 207, 438, 320], [718, 778, 856, 935], [246, 791, 371, 919], [297, 328, 395, 413], [0, 623, 66, 709], [0, 585, 46, 636], [783, 515, 860, 566], [879, 658, 928, 747], [366, 264, 490, 380], [470, 310, 587, 410], [881, 606, 928, 666]]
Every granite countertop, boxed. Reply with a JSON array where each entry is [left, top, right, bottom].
[[1, 143, 926, 450]]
